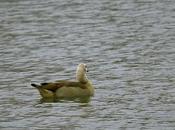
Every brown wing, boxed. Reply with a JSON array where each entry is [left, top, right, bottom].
[[40, 80, 86, 92], [39, 82, 64, 92], [63, 81, 87, 89]]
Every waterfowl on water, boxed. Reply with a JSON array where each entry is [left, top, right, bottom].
[[31, 63, 94, 98]]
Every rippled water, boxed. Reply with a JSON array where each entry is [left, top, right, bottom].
[[0, 0, 175, 129]]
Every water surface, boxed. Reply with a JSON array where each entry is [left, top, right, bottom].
[[0, 0, 175, 129]]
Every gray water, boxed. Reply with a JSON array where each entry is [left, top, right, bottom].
[[0, 0, 175, 129]]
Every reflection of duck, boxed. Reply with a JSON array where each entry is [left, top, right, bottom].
[[31, 63, 94, 99], [40, 96, 91, 104]]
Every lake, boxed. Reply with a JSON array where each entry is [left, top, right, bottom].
[[0, 0, 175, 129]]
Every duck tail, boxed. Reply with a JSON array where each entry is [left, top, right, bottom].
[[31, 83, 40, 88], [31, 83, 54, 98]]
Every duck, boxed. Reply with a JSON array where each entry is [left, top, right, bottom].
[[31, 63, 94, 98]]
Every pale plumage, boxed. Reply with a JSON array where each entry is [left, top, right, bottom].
[[31, 63, 94, 98]]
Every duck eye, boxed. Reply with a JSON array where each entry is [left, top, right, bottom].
[[85, 66, 88, 72]]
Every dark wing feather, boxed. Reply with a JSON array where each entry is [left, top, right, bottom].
[[38, 80, 86, 92], [37, 82, 63, 92]]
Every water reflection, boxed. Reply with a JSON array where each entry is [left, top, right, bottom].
[[39, 96, 91, 104]]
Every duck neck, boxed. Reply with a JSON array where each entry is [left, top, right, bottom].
[[76, 69, 88, 83]]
